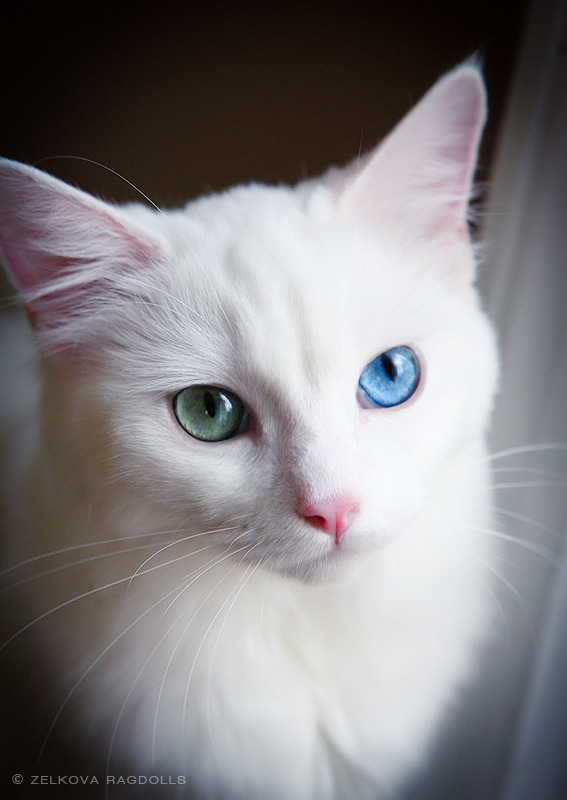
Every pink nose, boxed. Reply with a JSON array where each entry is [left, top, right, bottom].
[[298, 496, 361, 541]]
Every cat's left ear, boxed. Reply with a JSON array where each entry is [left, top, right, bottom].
[[339, 64, 486, 244]]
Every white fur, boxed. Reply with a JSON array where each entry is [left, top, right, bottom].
[[0, 65, 498, 799]]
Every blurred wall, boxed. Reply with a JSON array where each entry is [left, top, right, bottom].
[[1, 0, 525, 206]]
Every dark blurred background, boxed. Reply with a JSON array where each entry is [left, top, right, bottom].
[[1, 0, 526, 206]]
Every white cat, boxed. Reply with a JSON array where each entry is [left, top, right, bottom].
[[0, 64, 498, 799]]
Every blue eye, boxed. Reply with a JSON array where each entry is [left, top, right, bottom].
[[358, 346, 420, 408]]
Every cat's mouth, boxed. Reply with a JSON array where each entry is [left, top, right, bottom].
[[288, 544, 367, 584], [228, 523, 369, 584]]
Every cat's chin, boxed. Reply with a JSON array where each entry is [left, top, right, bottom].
[[256, 539, 369, 585]]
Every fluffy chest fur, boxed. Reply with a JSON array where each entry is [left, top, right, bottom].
[[0, 64, 498, 800]]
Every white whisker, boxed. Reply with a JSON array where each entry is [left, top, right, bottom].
[[126, 524, 240, 591], [488, 505, 561, 538], [205, 549, 265, 753], [0, 527, 197, 579], [39, 570, 194, 763], [104, 545, 246, 783], [34, 157, 237, 340], [159, 535, 250, 619], [1, 540, 235, 653], [492, 480, 567, 491], [153, 544, 252, 757], [488, 443, 567, 462], [467, 524, 558, 565], [491, 465, 567, 481], [1, 540, 180, 594]]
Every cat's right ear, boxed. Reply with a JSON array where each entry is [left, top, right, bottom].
[[0, 158, 165, 353]]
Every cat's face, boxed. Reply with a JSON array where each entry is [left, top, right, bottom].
[[36, 182, 496, 583], [0, 65, 498, 582]]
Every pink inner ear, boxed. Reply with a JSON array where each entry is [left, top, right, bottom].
[[339, 65, 486, 241], [0, 159, 164, 340]]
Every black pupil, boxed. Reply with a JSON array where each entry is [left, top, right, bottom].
[[381, 354, 396, 381], [204, 391, 217, 418]]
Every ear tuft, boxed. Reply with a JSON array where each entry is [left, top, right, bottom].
[[0, 159, 164, 352]]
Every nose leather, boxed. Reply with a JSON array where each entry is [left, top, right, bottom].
[[297, 496, 361, 541]]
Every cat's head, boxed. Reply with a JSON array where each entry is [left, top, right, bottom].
[[0, 65, 498, 581]]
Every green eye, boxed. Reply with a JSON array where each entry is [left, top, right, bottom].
[[172, 385, 248, 442]]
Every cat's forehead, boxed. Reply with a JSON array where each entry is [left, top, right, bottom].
[[178, 238, 353, 398], [171, 183, 415, 332], [168, 188, 375, 375], [146, 183, 457, 404]]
